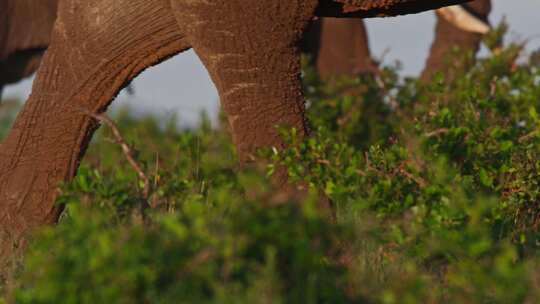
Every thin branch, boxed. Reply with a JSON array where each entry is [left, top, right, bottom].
[[519, 130, 539, 143], [399, 167, 427, 188], [424, 128, 450, 138], [81, 109, 150, 200]]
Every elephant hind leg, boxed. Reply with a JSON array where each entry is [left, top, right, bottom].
[[173, 0, 318, 162], [172, 0, 319, 201], [0, 0, 190, 255]]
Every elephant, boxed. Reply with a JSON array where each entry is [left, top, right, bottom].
[[303, 0, 491, 80], [0, 0, 58, 99], [422, 0, 491, 81], [301, 18, 378, 77], [0, 0, 470, 255]]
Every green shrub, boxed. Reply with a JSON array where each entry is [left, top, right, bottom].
[[3, 27, 540, 303]]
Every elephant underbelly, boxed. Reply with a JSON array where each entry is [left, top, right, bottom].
[[320, 0, 469, 18], [333, 0, 409, 12], [0, 0, 57, 60], [0, 50, 44, 85]]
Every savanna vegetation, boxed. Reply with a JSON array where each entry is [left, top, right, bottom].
[[1, 24, 540, 303]]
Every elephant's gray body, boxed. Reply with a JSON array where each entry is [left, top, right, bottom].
[[0, 0, 57, 59], [0, 0, 57, 92], [0, 0, 469, 257], [0, 0, 466, 95], [304, 0, 491, 79]]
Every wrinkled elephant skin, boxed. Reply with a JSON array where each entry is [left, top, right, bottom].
[[0, 0, 469, 256], [0, 0, 58, 95]]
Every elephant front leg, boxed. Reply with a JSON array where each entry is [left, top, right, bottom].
[[0, 0, 189, 256], [172, 0, 326, 204]]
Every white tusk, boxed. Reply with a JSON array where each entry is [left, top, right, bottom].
[[436, 5, 491, 35]]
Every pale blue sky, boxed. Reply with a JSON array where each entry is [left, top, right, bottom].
[[4, 1, 540, 126]]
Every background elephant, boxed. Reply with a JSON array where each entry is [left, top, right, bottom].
[[0, 0, 57, 99], [422, 0, 491, 80], [303, 0, 492, 80], [0, 0, 468, 254], [300, 18, 378, 77]]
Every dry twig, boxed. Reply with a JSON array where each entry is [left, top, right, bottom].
[[80, 109, 151, 200], [424, 128, 450, 138]]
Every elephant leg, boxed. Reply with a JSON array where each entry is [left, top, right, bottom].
[[421, 0, 492, 82], [171, 0, 318, 197], [0, 0, 190, 254], [316, 18, 376, 78]]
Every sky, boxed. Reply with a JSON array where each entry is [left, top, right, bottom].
[[3, 0, 540, 126]]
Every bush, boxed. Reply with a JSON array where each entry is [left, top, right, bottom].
[[4, 28, 540, 303]]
